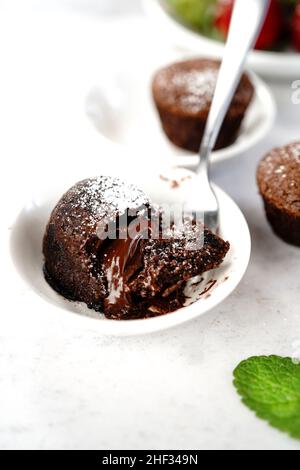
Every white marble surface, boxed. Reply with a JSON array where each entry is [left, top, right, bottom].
[[1, 0, 300, 450]]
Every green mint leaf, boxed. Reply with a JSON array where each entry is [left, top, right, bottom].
[[234, 356, 300, 441]]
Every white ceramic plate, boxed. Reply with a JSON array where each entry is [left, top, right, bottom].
[[143, 0, 300, 79], [10, 167, 251, 336], [86, 61, 275, 169]]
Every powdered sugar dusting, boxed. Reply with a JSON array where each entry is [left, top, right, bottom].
[[258, 142, 300, 216], [56, 176, 149, 231], [172, 69, 218, 112], [153, 59, 253, 119]]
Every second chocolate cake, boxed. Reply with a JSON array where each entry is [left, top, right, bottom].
[[43, 176, 230, 320], [257, 142, 300, 247], [152, 58, 254, 153]]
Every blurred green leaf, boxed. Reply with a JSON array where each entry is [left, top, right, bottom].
[[165, 0, 217, 34]]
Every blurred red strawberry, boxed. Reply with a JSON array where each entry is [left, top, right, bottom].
[[292, 3, 300, 52], [214, 0, 283, 50]]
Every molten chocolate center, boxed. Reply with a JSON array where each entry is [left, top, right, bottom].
[[101, 231, 145, 315]]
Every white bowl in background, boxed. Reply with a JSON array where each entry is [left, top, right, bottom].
[[86, 60, 276, 169]]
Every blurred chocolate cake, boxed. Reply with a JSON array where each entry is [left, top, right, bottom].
[[257, 142, 300, 247], [152, 58, 254, 153]]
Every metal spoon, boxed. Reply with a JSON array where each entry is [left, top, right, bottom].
[[190, 0, 270, 233]]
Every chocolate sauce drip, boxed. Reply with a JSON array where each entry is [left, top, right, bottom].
[[101, 234, 144, 315]]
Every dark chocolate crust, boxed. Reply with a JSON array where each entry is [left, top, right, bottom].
[[43, 177, 230, 319], [257, 142, 300, 246], [152, 58, 254, 153], [43, 177, 149, 310]]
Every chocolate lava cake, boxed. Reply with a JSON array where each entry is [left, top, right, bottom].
[[257, 142, 300, 247], [43, 176, 230, 320], [152, 58, 254, 153]]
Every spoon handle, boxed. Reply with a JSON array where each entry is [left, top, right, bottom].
[[197, 0, 270, 176]]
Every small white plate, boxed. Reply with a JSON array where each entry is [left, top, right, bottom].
[[10, 167, 251, 336], [144, 0, 300, 79], [86, 59, 275, 169]]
